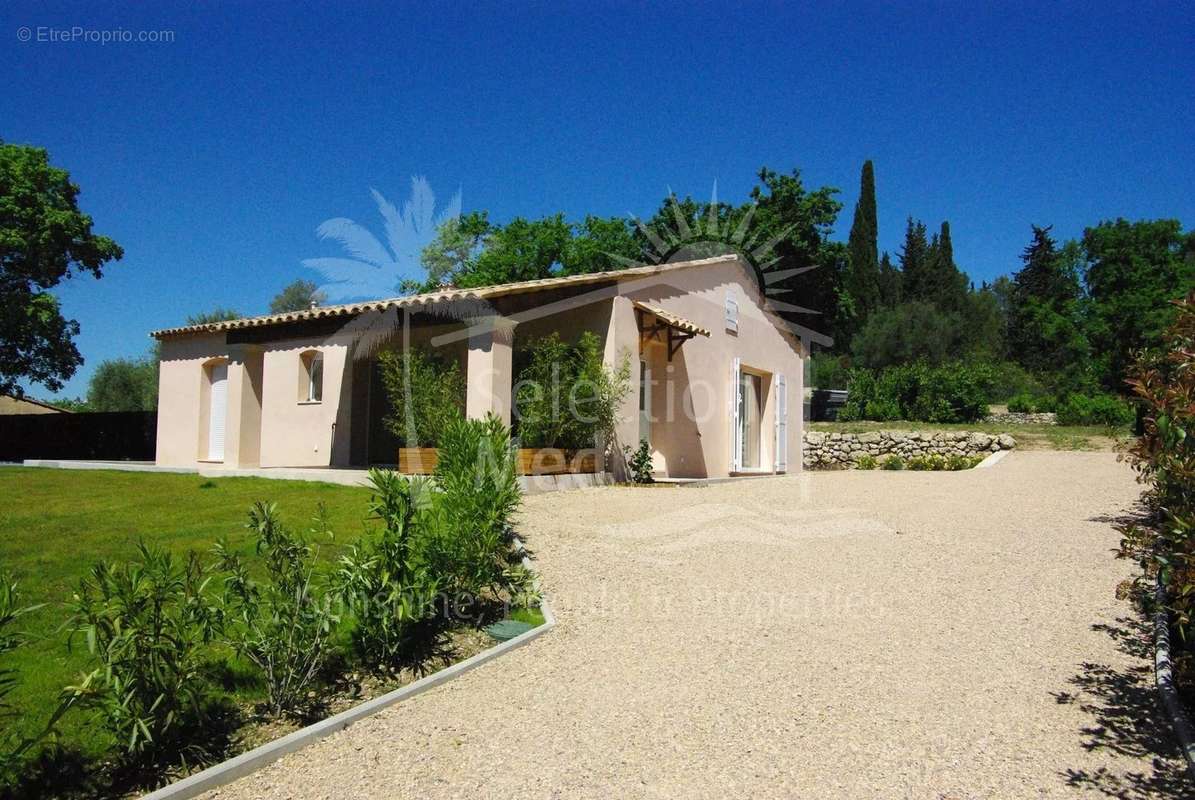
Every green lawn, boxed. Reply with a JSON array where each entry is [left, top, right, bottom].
[[807, 420, 1128, 451], [0, 467, 374, 765]]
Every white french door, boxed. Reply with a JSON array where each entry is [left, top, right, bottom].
[[208, 363, 228, 461], [639, 359, 652, 446], [775, 373, 788, 472]]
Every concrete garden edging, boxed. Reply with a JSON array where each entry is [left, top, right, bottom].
[[1153, 573, 1195, 781], [139, 540, 554, 800]]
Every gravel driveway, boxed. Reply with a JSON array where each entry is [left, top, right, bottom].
[[207, 451, 1189, 799]]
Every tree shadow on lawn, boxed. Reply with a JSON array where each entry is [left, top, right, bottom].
[[1055, 615, 1191, 798]]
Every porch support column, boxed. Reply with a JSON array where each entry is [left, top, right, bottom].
[[222, 344, 264, 468], [604, 295, 640, 479], [465, 316, 515, 426]]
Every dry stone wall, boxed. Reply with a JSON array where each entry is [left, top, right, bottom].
[[803, 430, 1016, 469]]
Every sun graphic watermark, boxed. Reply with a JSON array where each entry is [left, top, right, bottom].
[[301, 177, 824, 474]]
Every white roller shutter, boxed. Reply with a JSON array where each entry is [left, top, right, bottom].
[[208, 363, 228, 461], [775, 373, 788, 472]]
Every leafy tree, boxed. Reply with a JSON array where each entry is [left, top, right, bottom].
[[562, 215, 642, 274], [1083, 218, 1195, 389], [843, 160, 880, 339], [186, 308, 241, 325], [746, 167, 845, 341], [269, 279, 327, 313], [967, 280, 1008, 362], [0, 141, 123, 396], [414, 211, 491, 292], [455, 215, 572, 288], [86, 355, 158, 411], [850, 301, 969, 369], [1006, 226, 1090, 386]]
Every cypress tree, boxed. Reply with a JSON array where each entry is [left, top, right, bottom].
[[845, 160, 880, 323], [877, 251, 902, 307], [898, 218, 931, 300]]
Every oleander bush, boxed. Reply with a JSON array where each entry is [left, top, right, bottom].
[[838, 361, 993, 423], [335, 470, 441, 672], [215, 503, 338, 718], [66, 544, 224, 768]]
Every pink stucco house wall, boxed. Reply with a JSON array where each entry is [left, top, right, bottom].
[[152, 256, 816, 480]]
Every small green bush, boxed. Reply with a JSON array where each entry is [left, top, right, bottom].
[[945, 454, 982, 471], [839, 361, 993, 423], [215, 503, 338, 718], [1054, 393, 1134, 427], [854, 454, 878, 470], [907, 454, 947, 471], [1007, 392, 1056, 414], [378, 348, 466, 447], [880, 455, 904, 470], [67, 544, 222, 763], [428, 414, 523, 600], [624, 438, 655, 483], [810, 352, 851, 389], [336, 470, 441, 672]]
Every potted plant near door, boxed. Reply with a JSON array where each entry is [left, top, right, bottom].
[[513, 332, 629, 475], [378, 347, 466, 473]]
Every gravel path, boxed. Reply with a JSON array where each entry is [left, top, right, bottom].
[[206, 452, 1189, 799]]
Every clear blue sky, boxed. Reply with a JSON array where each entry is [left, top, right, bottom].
[[3, 0, 1192, 399]]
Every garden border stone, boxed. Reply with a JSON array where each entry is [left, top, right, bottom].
[[1154, 573, 1195, 781], [138, 540, 554, 800]]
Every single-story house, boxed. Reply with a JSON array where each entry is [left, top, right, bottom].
[[152, 255, 816, 479], [0, 394, 71, 415]]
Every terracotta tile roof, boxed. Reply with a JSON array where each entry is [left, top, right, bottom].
[[151, 255, 741, 339], [631, 301, 711, 337]]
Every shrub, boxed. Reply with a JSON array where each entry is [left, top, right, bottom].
[[67, 544, 222, 764], [855, 454, 878, 470], [1120, 292, 1195, 638], [880, 455, 904, 470], [1054, 393, 1134, 427], [624, 439, 655, 483], [513, 332, 630, 451], [1, 575, 32, 783], [378, 348, 466, 447], [335, 470, 440, 672], [907, 454, 947, 471], [428, 414, 523, 601], [214, 503, 338, 718], [839, 361, 993, 423], [1007, 392, 1057, 414], [810, 352, 851, 389], [945, 454, 982, 471], [989, 362, 1048, 404]]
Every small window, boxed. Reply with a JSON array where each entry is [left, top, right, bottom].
[[300, 351, 323, 403], [725, 291, 738, 333]]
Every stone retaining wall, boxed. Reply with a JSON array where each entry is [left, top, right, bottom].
[[982, 411, 1056, 425], [803, 430, 1016, 469]]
